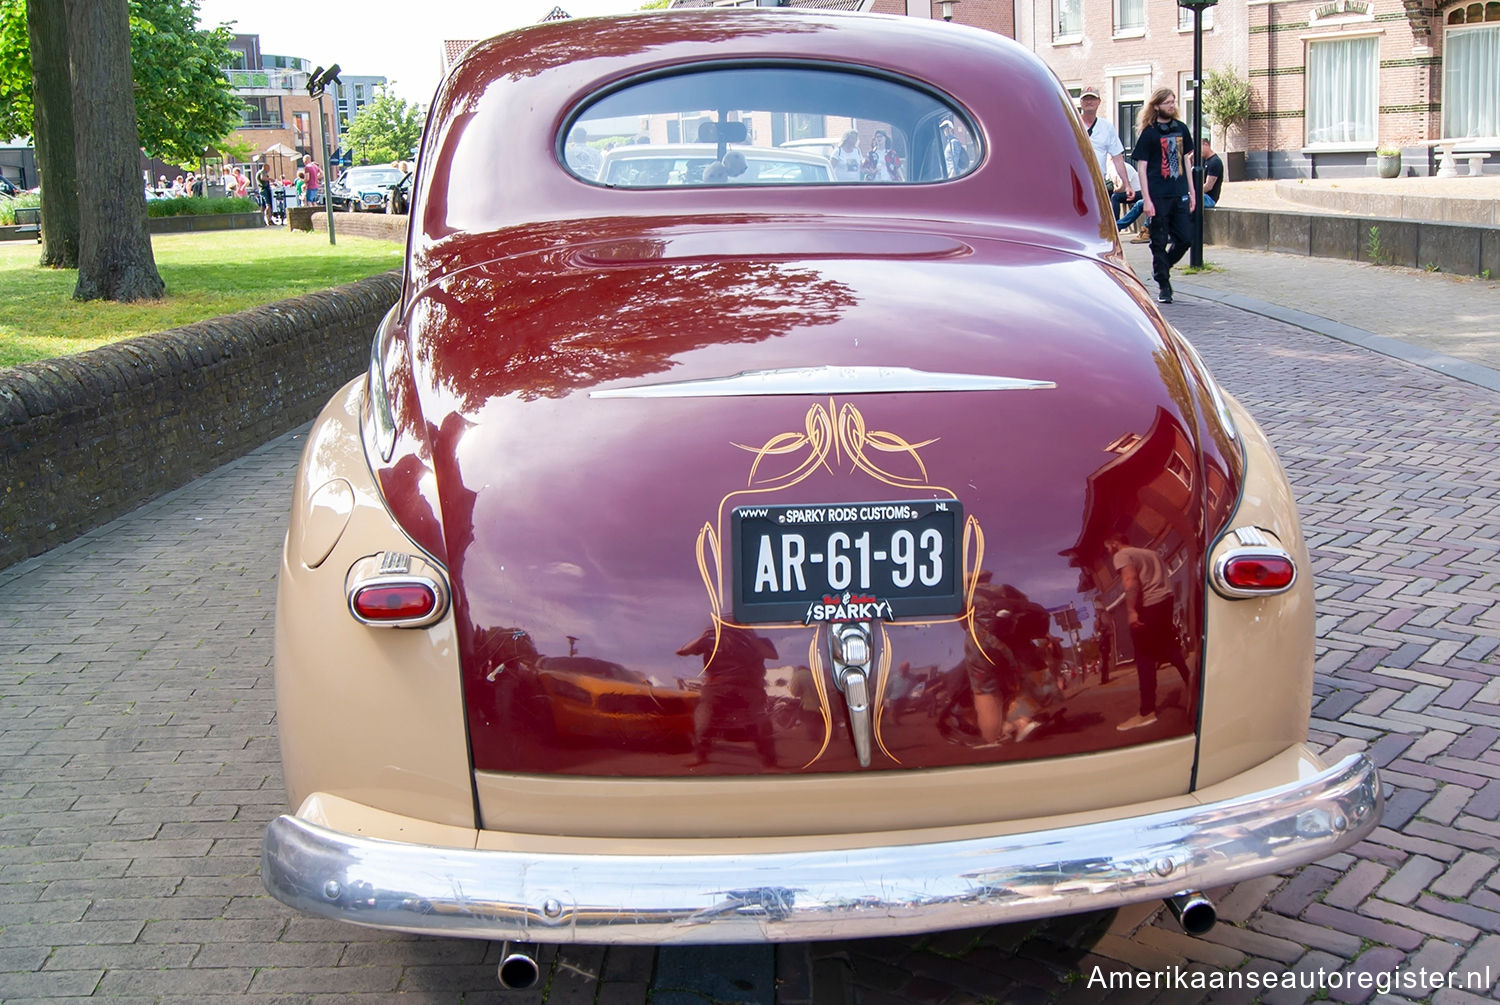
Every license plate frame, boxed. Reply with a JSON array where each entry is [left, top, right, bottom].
[[729, 500, 964, 624]]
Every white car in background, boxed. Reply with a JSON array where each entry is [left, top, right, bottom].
[[595, 143, 834, 186], [778, 136, 843, 160], [331, 165, 405, 212]]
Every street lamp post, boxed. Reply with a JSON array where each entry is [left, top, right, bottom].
[[1177, 0, 1218, 268], [307, 64, 342, 246]]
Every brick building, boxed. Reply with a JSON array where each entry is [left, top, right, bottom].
[[665, 0, 1495, 178], [1009, 0, 1498, 177], [219, 34, 342, 177]]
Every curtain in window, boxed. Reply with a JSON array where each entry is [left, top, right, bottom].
[[1117, 0, 1145, 32], [1055, 0, 1081, 36], [1444, 26, 1500, 138], [1178, 5, 1214, 29], [1305, 36, 1378, 144]]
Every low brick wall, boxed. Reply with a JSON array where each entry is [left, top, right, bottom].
[[0, 272, 401, 570], [287, 205, 318, 232], [1206, 208, 1500, 277], [286, 208, 407, 242], [310, 211, 408, 243]]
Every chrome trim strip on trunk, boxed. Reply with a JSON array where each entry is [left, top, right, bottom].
[[261, 753, 1379, 944], [589, 365, 1057, 399]]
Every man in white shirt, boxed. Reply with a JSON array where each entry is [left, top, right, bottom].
[[1105, 534, 1193, 731], [1079, 85, 1132, 205]]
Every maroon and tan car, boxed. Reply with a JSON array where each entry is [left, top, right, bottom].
[[263, 7, 1380, 977]]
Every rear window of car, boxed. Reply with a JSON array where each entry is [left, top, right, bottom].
[[562, 64, 980, 187]]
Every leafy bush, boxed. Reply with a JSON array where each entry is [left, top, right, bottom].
[[0, 192, 41, 225], [145, 195, 255, 218]]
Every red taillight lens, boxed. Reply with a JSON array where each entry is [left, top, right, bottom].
[[1221, 554, 1295, 592], [351, 584, 438, 622]]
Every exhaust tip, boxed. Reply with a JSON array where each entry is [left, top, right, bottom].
[[498, 942, 541, 990], [1165, 892, 1217, 936]]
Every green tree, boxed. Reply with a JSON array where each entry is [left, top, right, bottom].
[[341, 85, 423, 165], [0, 0, 239, 166], [1202, 67, 1252, 150], [126, 0, 241, 166], [0, 0, 33, 139]]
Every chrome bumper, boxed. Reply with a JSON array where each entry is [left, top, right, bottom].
[[261, 753, 1379, 944]]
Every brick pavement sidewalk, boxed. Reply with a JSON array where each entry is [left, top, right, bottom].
[[1123, 240, 1500, 378], [2, 288, 1499, 1002]]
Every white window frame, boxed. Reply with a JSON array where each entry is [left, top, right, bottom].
[[1178, 4, 1215, 30], [1442, 23, 1500, 142], [1178, 71, 1212, 144], [1115, 0, 1146, 37], [1303, 32, 1381, 151], [1054, 0, 1083, 42]]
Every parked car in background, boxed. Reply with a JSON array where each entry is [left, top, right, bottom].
[[596, 142, 834, 186], [263, 8, 1380, 978], [330, 165, 405, 212], [777, 136, 843, 161]]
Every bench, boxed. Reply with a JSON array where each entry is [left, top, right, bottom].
[[1459, 151, 1491, 176], [12, 205, 40, 241], [1424, 140, 1494, 178]]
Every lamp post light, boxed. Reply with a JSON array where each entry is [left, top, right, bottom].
[[306, 64, 342, 246], [1177, 0, 1217, 268], [940, 0, 960, 20]]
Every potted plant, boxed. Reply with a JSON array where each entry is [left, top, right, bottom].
[[1203, 68, 1253, 180], [1376, 147, 1403, 178]]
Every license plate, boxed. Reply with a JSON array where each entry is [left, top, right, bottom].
[[730, 500, 963, 624]]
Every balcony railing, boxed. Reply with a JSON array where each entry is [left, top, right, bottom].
[[225, 67, 307, 92]]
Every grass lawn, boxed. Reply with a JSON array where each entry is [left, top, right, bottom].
[[0, 228, 404, 368]]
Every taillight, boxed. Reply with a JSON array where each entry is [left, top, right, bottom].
[[1221, 554, 1295, 591], [1212, 527, 1297, 599], [351, 583, 438, 623], [345, 551, 449, 628]]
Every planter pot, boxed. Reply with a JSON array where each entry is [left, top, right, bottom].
[[1226, 150, 1247, 182], [1376, 153, 1402, 179]]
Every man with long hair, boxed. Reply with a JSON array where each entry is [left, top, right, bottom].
[[1130, 88, 1196, 304]]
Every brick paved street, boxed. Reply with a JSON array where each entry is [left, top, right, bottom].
[[2, 286, 1498, 1003]]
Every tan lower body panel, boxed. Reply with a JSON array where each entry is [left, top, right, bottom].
[[475, 735, 1195, 840]]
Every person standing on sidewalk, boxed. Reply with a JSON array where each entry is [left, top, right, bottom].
[[1078, 85, 1134, 218], [302, 155, 322, 207], [1131, 89, 1195, 304]]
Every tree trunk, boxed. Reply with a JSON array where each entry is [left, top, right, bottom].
[[65, 0, 164, 302], [27, 0, 78, 269]]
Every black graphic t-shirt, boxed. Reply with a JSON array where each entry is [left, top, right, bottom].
[[1131, 119, 1193, 199]]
